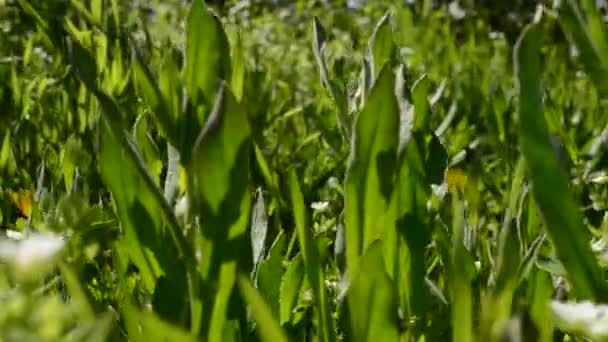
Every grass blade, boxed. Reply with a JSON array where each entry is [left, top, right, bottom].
[[237, 275, 289, 342], [348, 240, 400, 342], [451, 197, 474, 342], [189, 82, 252, 340], [557, 0, 608, 97], [344, 66, 399, 275], [289, 169, 336, 342], [515, 20, 608, 300]]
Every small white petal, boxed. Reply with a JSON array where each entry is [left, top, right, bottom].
[[311, 201, 330, 212]]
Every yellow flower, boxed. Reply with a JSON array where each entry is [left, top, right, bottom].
[[446, 168, 468, 193], [10, 189, 33, 218]]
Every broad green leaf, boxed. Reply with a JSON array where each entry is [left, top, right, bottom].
[[557, 0, 608, 97], [184, 0, 231, 109], [188, 83, 251, 340], [369, 12, 394, 80], [289, 170, 335, 342], [515, 21, 608, 300], [348, 240, 400, 342], [344, 66, 399, 274], [237, 276, 289, 342]]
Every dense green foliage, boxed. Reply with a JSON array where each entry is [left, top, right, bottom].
[[3, 0, 608, 341]]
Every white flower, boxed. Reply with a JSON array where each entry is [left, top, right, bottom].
[[551, 300, 608, 339], [0, 233, 65, 281], [310, 201, 330, 212]]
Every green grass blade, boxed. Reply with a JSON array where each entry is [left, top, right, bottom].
[[348, 240, 400, 342], [133, 45, 178, 147], [494, 157, 526, 295], [311, 16, 329, 92], [344, 66, 399, 275], [279, 254, 305, 325], [557, 0, 608, 97], [392, 132, 432, 324], [99, 124, 191, 325], [188, 82, 252, 340], [256, 231, 286, 317], [515, 21, 608, 300], [450, 197, 474, 342], [311, 16, 348, 132], [237, 275, 289, 342], [66, 35, 201, 326], [289, 169, 336, 342]]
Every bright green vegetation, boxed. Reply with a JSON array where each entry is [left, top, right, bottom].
[[2, 0, 608, 341]]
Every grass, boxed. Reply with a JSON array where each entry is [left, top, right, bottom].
[[2, 0, 608, 341]]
